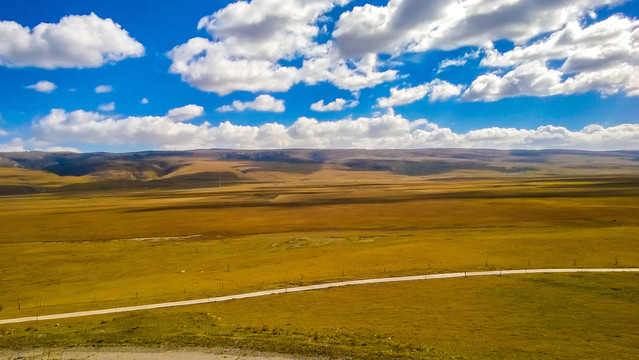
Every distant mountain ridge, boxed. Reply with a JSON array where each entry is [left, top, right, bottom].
[[1, 149, 638, 195]]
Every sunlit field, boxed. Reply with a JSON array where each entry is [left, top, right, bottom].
[[1, 149, 638, 359]]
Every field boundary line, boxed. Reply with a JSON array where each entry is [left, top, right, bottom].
[[1, 268, 638, 325]]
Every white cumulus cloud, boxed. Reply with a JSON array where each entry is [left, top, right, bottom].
[[333, 0, 627, 57], [377, 79, 464, 107], [480, 15, 639, 71], [311, 98, 358, 112], [95, 85, 113, 93], [462, 61, 564, 102], [168, 38, 298, 95], [0, 138, 26, 152], [437, 50, 480, 73], [464, 14, 639, 101], [168, 0, 341, 95], [301, 51, 399, 91], [0, 13, 144, 69], [26, 80, 57, 93], [196, 0, 350, 61], [98, 102, 115, 112], [166, 104, 205, 121], [217, 95, 285, 113], [168, 0, 397, 95]]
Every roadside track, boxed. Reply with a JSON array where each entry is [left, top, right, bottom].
[[1, 268, 637, 325]]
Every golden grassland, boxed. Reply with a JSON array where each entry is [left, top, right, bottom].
[[1, 274, 638, 359], [1, 151, 639, 358]]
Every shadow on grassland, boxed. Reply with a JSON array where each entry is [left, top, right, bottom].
[[125, 180, 639, 213]]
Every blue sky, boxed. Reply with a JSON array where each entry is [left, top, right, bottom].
[[0, 0, 638, 152]]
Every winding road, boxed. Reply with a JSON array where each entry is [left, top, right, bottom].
[[1, 268, 638, 325]]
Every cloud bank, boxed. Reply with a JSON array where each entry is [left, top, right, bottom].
[[0, 138, 26, 152], [27, 107, 639, 151]]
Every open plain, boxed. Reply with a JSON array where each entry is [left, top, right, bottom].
[[1, 149, 639, 359]]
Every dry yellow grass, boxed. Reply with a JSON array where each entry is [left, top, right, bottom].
[[2, 273, 638, 359], [1, 151, 638, 358]]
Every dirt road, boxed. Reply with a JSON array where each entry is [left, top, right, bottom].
[[1, 268, 637, 325]]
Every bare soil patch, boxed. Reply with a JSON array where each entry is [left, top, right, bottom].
[[0, 347, 327, 360]]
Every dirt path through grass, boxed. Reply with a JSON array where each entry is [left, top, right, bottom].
[[2, 268, 638, 326]]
